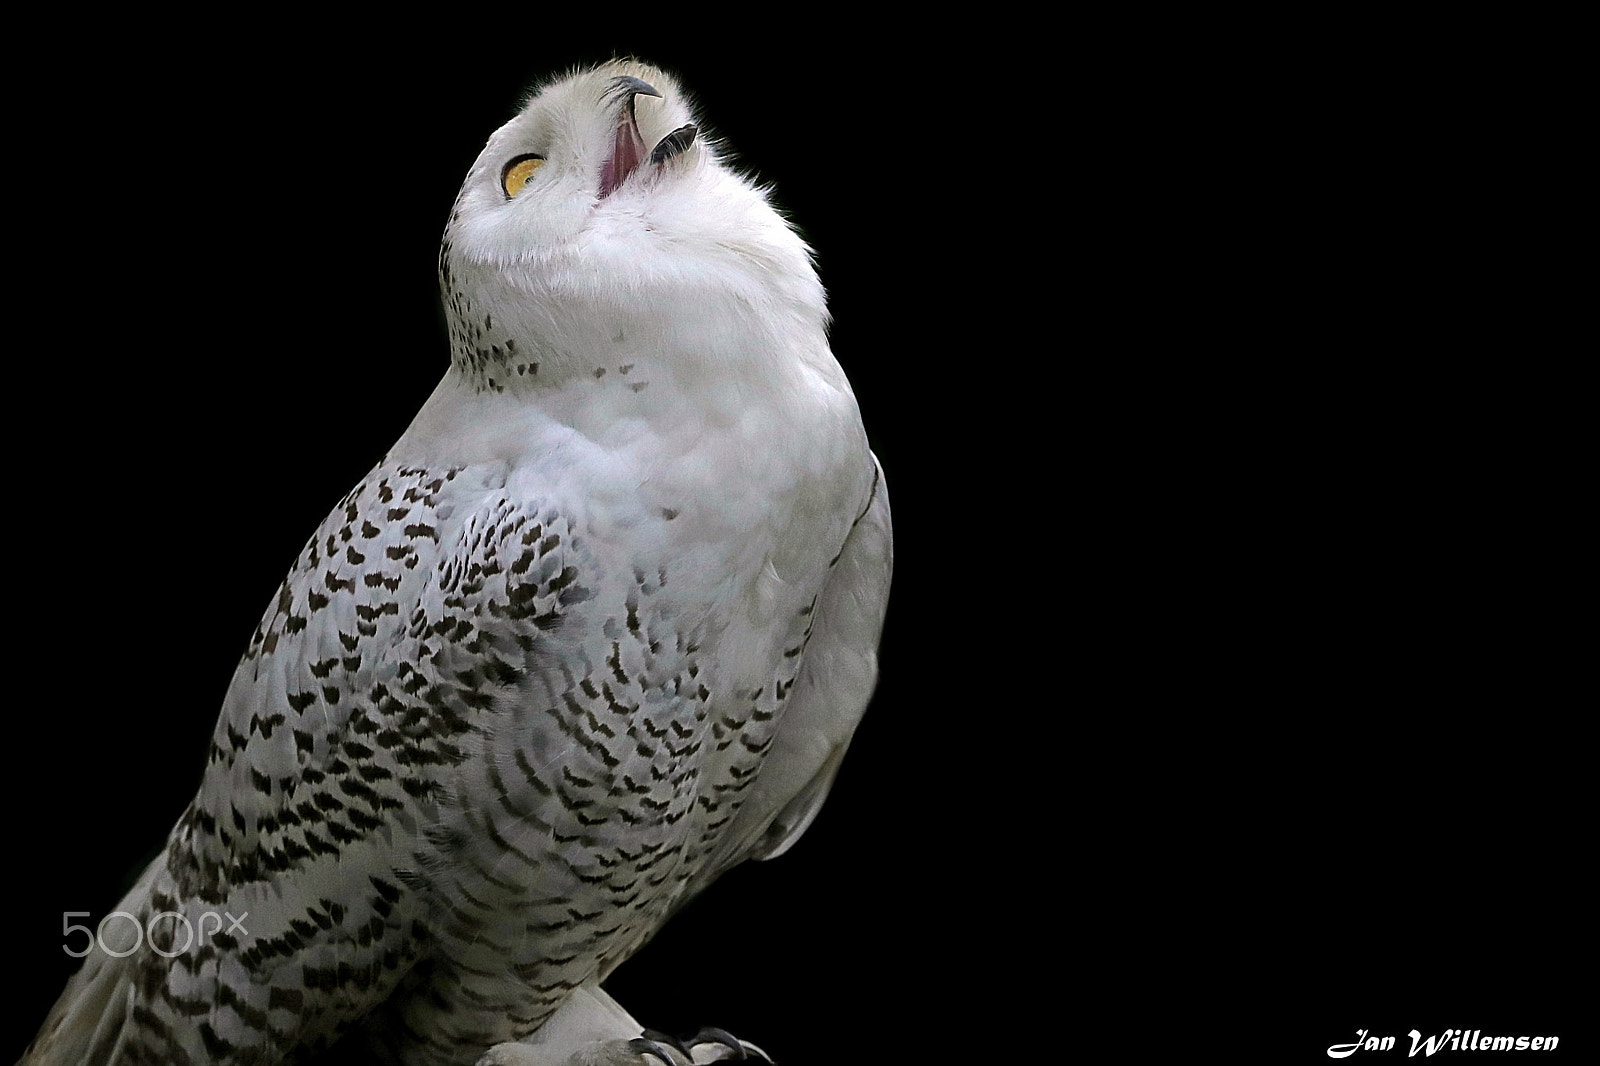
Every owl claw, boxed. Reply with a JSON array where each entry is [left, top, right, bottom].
[[641, 1029, 694, 1060], [685, 1027, 772, 1062], [687, 1028, 744, 1059], [627, 1036, 682, 1064]]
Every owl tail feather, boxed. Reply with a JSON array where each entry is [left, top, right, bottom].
[[20, 949, 133, 1065], [18, 861, 158, 1066]]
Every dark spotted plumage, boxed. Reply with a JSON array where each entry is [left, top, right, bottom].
[[31, 449, 873, 1065]]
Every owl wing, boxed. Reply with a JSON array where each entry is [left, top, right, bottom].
[[708, 455, 892, 873], [27, 451, 890, 1066], [26, 458, 526, 1064]]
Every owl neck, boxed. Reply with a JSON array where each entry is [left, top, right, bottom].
[[401, 287, 848, 473], [442, 270, 828, 398]]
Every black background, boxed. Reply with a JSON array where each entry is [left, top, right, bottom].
[[6, 18, 1584, 1066]]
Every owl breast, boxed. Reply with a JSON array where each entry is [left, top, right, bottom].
[[365, 352, 870, 1059]]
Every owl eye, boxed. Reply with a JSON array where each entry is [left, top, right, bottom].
[[502, 155, 546, 199]]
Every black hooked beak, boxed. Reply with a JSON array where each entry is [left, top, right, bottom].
[[599, 76, 697, 197], [607, 75, 661, 119]]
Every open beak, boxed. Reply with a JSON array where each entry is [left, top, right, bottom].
[[599, 76, 698, 198]]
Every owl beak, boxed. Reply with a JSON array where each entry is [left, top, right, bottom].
[[599, 77, 659, 198], [649, 124, 697, 165], [599, 77, 697, 198]]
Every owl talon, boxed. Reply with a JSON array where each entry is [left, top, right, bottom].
[[627, 1036, 683, 1064], [687, 1028, 744, 1059], [685, 1027, 771, 1062], [641, 1029, 694, 1060]]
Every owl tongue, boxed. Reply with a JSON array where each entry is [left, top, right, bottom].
[[600, 108, 648, 197]]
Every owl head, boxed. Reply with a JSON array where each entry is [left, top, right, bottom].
[[440, 60, 827, 391]]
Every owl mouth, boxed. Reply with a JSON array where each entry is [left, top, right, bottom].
[[599, 76, 697, 197]]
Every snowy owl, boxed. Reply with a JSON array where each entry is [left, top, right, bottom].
[[23, 59, 891, 1066]]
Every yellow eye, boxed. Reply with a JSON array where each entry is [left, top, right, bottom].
[[502, 155, 546, 198]]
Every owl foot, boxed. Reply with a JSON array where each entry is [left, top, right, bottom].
[[635, 1027, 771, 1063], [477, 1029, 770, 1066], [473, 982, 772, 1065], [689, 1028, 772, 1062], [626, 1026, 772, 1063]]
